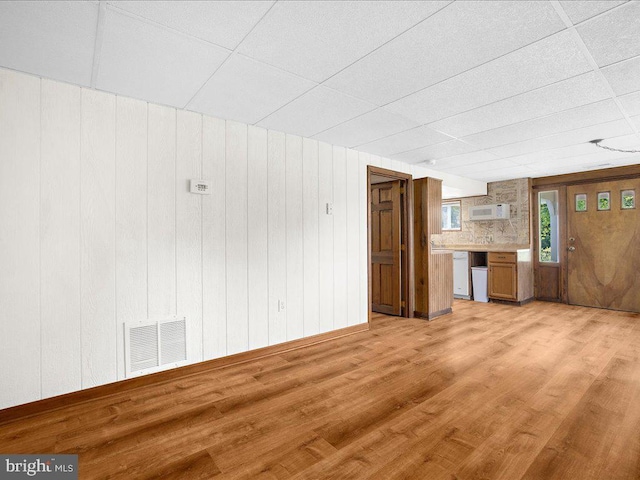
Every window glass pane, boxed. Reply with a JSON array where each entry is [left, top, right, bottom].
[[539, 191, 559, 263], [442, 201, 461, 231], [451, 204, 461, 229]]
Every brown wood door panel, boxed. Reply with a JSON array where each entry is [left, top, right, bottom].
[[488, 263, 517, 300], [567, 179, 640, 312], [371, 181, 402, 315]]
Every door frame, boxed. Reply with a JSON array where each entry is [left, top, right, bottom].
[[531, 185, 567, 302], [367, 166, 415, 322], [531, 164, 640, 305]]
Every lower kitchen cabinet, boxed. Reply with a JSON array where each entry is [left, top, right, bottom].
[[488, 251, 533, 304]]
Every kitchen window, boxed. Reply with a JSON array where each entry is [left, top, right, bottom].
[[442, 201, 461, 231]]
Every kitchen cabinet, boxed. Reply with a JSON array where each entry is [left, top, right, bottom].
[[413, 177, 453, 319], [488, 251, 533, 304]]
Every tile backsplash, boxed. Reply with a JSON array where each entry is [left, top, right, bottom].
[[432, 178, 530, 247]]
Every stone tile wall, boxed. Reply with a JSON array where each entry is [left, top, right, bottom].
[[433, 178, 530, 247]]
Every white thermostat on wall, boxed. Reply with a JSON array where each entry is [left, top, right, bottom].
[[190, 179, 211, 195]]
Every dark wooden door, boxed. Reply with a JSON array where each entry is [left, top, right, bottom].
[[567, 178, 640, 312], [371, 181, 402, 315]]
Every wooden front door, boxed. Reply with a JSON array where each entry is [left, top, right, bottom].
[[567, 178, 640, 312], [371, 181, 402, 315]]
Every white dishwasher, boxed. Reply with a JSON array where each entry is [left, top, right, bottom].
[[453, 251, 471, 299]]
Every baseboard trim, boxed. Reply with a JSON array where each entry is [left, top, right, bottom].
[[0, 323, 369, 425], [413, 307, 452, 320], [490, 297, 535, 306]]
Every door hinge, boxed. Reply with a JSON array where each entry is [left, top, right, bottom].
[[401, 301, 406, 308], [400, 187, 405, 194], [401, 244, 406, 251]]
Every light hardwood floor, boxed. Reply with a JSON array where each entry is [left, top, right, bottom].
[[1, 300, 639, 479]]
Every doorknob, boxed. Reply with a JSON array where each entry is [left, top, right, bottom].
[[568, 246, 576, 252]]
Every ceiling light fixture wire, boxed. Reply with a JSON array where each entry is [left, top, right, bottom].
[[589, 139, 640, 154]]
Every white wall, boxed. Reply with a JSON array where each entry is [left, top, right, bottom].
[[0, 68, 485, 409]]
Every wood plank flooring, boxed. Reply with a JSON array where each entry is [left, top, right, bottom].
[[1, 300, 639, 479]]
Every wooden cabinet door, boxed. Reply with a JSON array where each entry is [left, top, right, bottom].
[[489, 263, 517, 300], [371, 181, 402, 315]]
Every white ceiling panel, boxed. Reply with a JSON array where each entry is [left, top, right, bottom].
[[528, 149, 640, 173], [427, 72, 612, 138], [505, 143, 604, 166], [601, 56, 640, 96], [559, 1, 628, 25], [356, 125, 453, 157], [392, 140, 480, 163], [107, 1, 273, 50], [312, 109, 419, 149], [440, 159, 516, 175], [619, 91, 640, 117], [257, 85, 376, 138], [97, 8, 230, 108], [632, 115, 640, 131], [437, 161, 536, 182], [462, 100, 624, 150], [470, 165, 538, 183], [384, 31, 592, 125], [188, 54, 316, 125], [576, 1, 640, 67], [427, 151, 503, 170], [237, 1, 450, 82], [486, 119, 633, 158], [325, 1, 566, 105], [0, 1, 98, 86]]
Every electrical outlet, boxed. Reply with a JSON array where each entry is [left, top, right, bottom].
[[326, 202, 333, 215]]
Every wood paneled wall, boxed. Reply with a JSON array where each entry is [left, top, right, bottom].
[[0, 69, 373, 410], [0, 68, 479, 410]]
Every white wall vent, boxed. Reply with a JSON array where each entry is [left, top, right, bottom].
[[469, 204, 510, 221], [125, 317, 188, 377]]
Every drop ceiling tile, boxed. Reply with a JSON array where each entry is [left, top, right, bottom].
[[601, 56, 640, 96], [576, 1, 640, 66], [462, 100, 624, 150], [97, 7, 230, 108], [531, 149, 640, 172], [465, 164, 537, 182], [385, 31, 592, 125], [440, 159, 517, 175], [429, 151, 502, 170], [0, 1, 98, 86], [356, 125, 452, 157], [392, 140, 480, 163], [632, 115, 640, 131], [486, 119, 633, 157], [312, 109, 419, 149], [257, 85, 376, 138], [237, 1, 450, 82], [619, 91, 640, 117], [505, 143, 599, 165], [427, 72, 612, 138], [325, 1, 565, 105], [559, 1, 627, 24], [189, 54, 316, 125], [107, 1, 273, 50]]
